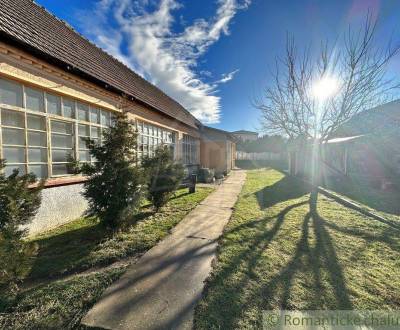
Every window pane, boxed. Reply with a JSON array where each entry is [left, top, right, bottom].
[[28, 131, 47, 147], [77, 102, 89, 121], [0, 78, 23, 107], [29, 164, 47, 178], [91, 126, 100, 138], [27, 115, 46, 130], [63, 99, 75, 118], [28, 148, 47, 162], [90, 108, 99, 123], [1, 109, 24, 127], [78, 124, 90, 136], [46, 93, 61, 115], [52, 149, 70, 162], [51, 121, 72, 134], [79, 137, 88, 149], [4, 164, 25, 177], [79, 150, 90, 162], [2, 128, 25, 145], [52, 164, 70, 176], [3, 147, 25, 163], [25, 87, 44, 112], [100, 110, 110, 126], [51, 134, 72, 148]]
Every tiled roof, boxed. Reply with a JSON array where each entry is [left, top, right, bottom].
[[0, 0, 200, 128], [334, 100, 400, 137]]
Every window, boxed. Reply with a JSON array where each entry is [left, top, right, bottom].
[[46, 93, 61, 116], [77, 102, 89, 122], [26, 87, 44, 112], [182, 134, 198, 165], [0, 78, 23, 107], [62, 98, 75, 118], [1, 109, 26, 176], [137, 121, 175, 159], [0, 77, 114, 179]]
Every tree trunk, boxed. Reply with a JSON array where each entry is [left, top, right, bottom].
[[309, 142, 321, 214]]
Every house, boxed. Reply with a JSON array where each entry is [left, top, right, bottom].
[[232, 130, 258, 142], [0, 0, 235, 234], [200, 126, 236, 174], [288, 100, 400, 188]]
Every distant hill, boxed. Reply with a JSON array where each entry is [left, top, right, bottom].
[[335, 100, 400, 137]]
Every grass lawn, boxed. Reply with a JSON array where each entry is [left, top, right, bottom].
[[194, 169, 400, 329], [0, 187, 213, 329], [323, 177, 400, 217]]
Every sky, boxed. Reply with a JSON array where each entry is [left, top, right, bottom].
[[35, 0, 400, 132]]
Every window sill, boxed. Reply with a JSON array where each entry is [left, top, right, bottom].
[[29, 175, 88, 189]]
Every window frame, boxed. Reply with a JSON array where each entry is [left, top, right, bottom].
[[0, 77, 114, 179], [136, 120, 176, 160], [182, 134, 199, 165]]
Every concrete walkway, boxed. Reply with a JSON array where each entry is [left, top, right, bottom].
[[82, 170, 246, 330]]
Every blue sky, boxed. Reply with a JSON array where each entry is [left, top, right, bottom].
[[35, 0, 400, 132]]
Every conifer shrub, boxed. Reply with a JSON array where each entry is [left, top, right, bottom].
[[80, 113, 144, 229], [0, 160, 42, 292]]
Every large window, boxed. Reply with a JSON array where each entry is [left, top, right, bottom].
[[0, 77, 113, 178], [137, 121, 175, 159], [182, 134, 198, 165]]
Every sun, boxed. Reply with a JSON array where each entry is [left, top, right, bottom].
[[311, 76, 339, 101]]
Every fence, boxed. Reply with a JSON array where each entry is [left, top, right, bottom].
[[235, 151, 284, 160]]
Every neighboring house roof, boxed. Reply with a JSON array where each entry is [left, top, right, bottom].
[[334, 99, 400, 137], [232, 130, 258, 135], [0, 0, 200, 129], [202, 126, 237, 142]]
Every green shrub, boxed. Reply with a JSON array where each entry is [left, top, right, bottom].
[[198, 168, 215, 183], [80, 113, 144, 229], [142, 145, 184, 210], [0, 160, 42, 292]]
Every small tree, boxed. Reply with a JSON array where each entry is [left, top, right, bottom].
[[80, 112, 143, 229], [0, 160, 42, 292], [255, 14, 399, 212], [142, 145, 184, 211]]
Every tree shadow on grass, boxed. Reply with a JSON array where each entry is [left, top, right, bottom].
[[197, 204, 362, 328], [323, 177, 400, 216], [28, 209, 156, 280], [255, 175, 310, 209]]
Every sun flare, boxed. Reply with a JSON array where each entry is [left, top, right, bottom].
[[311, 76, 339, 101]]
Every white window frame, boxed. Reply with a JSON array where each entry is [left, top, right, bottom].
[[136, 120, 176, 160], [0, 77, 113, 179]]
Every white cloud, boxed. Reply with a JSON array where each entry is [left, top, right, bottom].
[[214, 69, 240, 84], [78, 0, 250, 123]]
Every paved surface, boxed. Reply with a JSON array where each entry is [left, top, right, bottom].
[[82, 170, 246, 330]]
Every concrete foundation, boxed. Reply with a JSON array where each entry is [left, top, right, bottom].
[[27, 183, 88, 236]]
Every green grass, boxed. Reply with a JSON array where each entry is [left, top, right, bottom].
[[0, 187, 214, 329], [194, 169, 400, 329], [323, 177, 400, 216], [28, 188, 213, 279]]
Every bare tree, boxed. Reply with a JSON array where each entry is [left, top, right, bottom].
[[254, 14, 399, 212]]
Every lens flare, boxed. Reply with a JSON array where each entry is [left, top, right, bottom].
[[311, 76, 339, 101]]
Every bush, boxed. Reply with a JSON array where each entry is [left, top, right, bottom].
[[80, 113, 144, 229], [0, 160, 42, 292], [198, 168, 215, 183], [142, 145, 184, 210]]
